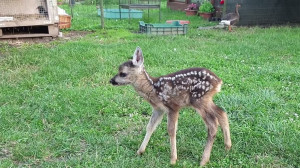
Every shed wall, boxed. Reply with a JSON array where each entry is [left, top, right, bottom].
[[225, 0, 300, 25]]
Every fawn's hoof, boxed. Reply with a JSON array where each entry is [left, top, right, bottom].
[[225, 144, 232, 151], [200, 158, 209, 166], [170, 160, 176, 165], [170, 158, 177, 165], [137, 149, 145, 155], [200, 161, 208, 166]]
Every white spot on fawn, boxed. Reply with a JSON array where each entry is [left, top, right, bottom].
[[194, 83, 201, 89], [158, 86, 171, 101], [182, 81, 188, 85]]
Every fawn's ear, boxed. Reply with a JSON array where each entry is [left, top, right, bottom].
[[132, 46, 144, 67]]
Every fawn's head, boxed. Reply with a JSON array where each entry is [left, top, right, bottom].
[[110, 47, 145, 86]]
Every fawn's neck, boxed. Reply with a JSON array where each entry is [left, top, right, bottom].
[[132, 68, 157, 103]]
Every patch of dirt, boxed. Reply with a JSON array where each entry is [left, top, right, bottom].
[[60, 31, 92, 40], [0, 142, 16, 160], [0, 148, 12, 160], [0, 31, 92, 47]]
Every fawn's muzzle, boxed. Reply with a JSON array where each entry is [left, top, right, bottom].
[[110, 77, 118, 85]]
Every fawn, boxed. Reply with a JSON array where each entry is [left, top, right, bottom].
[[110, 47, 231, 166]]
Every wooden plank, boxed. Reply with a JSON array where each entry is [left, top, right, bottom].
[[0, 17, 14, 22], [0, 20, 54, 28], [0, 33, 53, 39], [0, 29, 2, 36]]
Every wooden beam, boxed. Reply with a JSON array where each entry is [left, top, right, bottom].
[[0, 33, 53, 39]]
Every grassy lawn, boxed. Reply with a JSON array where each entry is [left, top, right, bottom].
[[0, 2, 299, 167]]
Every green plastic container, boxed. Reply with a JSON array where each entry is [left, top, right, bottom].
[[139, 21, 188, 35]]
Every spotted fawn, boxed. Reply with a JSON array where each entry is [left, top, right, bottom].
[[110, 47, 231, 166]]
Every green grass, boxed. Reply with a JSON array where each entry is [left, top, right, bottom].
[[0, 2, 300, 167]]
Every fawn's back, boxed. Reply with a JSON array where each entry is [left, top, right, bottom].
[[152, 68, 223, 107]]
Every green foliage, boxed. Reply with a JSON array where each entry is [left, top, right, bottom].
[[199, 0, 214, 13], [0, 2, 299, 168]]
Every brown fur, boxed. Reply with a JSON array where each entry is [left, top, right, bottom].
[[110, 47, 231, 166]]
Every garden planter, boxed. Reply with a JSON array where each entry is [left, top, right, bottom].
[[199, 12, 213, 20], [59, 15, 71, 29], [185, 10, 198, 16]]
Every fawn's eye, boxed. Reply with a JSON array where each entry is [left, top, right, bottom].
[[120, 72, 127, 77]]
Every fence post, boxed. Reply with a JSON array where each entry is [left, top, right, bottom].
[[100, 0, 105, 29]]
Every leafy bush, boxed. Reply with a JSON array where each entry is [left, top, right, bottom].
[[199, 1, 214, 13]]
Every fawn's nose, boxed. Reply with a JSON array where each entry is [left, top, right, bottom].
[[110, 78, 118, 85]]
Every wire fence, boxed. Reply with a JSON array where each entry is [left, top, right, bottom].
[[57, 0, 164, 30]]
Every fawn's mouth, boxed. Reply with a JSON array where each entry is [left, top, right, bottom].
[[109, 78, 119, 85], [109, 79, 128, 86]]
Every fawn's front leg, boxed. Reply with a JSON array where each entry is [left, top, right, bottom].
[[167, 111, 179, 165], [137, 109, 164, 155]]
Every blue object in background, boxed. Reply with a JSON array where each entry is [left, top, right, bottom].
[[97, 9, 143, 19]]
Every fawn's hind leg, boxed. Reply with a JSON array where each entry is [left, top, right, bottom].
[[198, 109, 218, 166], [192, 101, 218, 166], [212, 104, 231, 150], [193, 100, 231, 166], [137, 108, 164, 155]]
